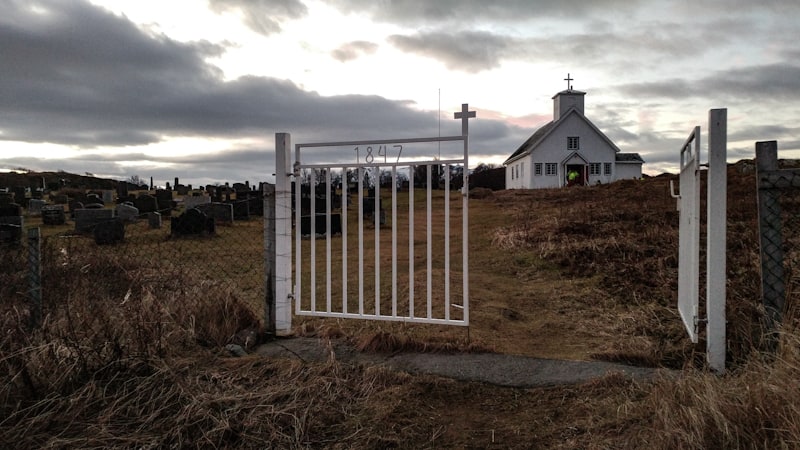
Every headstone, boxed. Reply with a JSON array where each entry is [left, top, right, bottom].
[[300, 213, 342, 236], [195, 202, 233, 225], [41, 205, 66, 225], [115, 202, 139, 222], [86, 193, 104, 206], [155, 189, 173, 217], [28, 199, 46, 216], [74, 208, 114, 233], [176, 185, 189, 196], [101, 190, 114, 204], [231, 200, 249, 220], [148, 211, 162, 229], [84, 203, 104, 209], [171, 208, 215, 236], [0, 192, 12, 206], [93, 219, 125, 245], [133, 194, 158, 214], [68, 201, 84, 219], [11, 187, 27, 207], [0, 203, 23, 219], [0, 203, 24, 244], [116, 182, 129, 200], [183, 195, 211, 210]]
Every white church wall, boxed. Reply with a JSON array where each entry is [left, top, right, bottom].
[[616, 163, 642, 180]]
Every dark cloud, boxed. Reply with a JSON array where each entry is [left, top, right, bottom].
[[0, 0, 441, 146], [0, 0, 525, 184], [326, 0, 644, 24], [207, 0, 307, 35], [615, 63, 800, 102], [389, 31, 514, 72], [331, 40, 378, 62]]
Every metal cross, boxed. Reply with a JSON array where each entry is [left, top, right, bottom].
[[564, 73, 574, 91], [454, 103, 476, 136]]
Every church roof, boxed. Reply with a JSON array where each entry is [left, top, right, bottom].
[[503, 120, 556, 164], [615, 153, 645, 163], [503, 107, 621, 165], [552, 89, 586, 98]]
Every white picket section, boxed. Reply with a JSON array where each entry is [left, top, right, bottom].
[[677, 126, 701, 343], [291, 138, 470, 326]]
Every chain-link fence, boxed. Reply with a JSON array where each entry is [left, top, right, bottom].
[[1, 189, 271, 335], [756, 141, 800, 334]]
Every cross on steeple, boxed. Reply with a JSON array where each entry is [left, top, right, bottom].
[[564, 73, 574, 91]]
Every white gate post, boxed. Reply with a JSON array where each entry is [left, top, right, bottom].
[[706, 108, 727, 373], [275, 133, 293, 335]]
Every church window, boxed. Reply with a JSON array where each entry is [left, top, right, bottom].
[[545, 163, 557, 176], [567, 136, 580, 150], [534, 163, 542, 176], [604, 163, 612, 175], [520, 163, 524, 179], [589, 163, 601, 175]]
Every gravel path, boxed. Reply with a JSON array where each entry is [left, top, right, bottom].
[[255, 337, 671, 387]]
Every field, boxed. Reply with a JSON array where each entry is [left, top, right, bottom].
[[3, 162, 800, 448]]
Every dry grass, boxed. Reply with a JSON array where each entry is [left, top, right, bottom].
[[5, 161, 800, 448]]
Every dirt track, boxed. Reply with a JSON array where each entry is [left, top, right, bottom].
[[256, 337, 672, 388]]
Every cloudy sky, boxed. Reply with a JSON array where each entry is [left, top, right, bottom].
[[1, 0, 798, 187]]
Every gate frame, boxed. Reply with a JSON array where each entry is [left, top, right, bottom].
[[271, 104, 475, 332]]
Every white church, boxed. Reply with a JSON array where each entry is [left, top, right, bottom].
[[504, 76, 644, 189]]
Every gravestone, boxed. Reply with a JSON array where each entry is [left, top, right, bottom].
[[148, 211, 162, 229], [68, 201, 84, 219], [176, 185, 189, 196], [11, 187, 27, 207], [237, 190, 264, 217], [183, 195, 211, 210], [0, 192, 12, 206], [300, 213, 342, 236], [41, 205, 67, 225], [86, 193, 104, 206], [116, 182, 129, 200], [115, 202, 139, 222], [0, 203, 24, 244], [156, 189, 173, 205], [101, 190, 114, 204], [28, 199, 46, 216], [231, 200, 249, 220], [74, 208, 114, 233], [195, 202, 233, 225], [155, 189, 173, 217], [133, 194, 158, 214], [362, 197, 386, 225], [171, 208, 215, 236], [94, 219, 125, 245]]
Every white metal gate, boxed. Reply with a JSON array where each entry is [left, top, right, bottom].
[[676, 125, 701, 342], [671, 109, 727, 373], [278, 104, 475, 327]]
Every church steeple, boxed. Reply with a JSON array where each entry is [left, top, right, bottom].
[[553, 73, 585, 120]]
